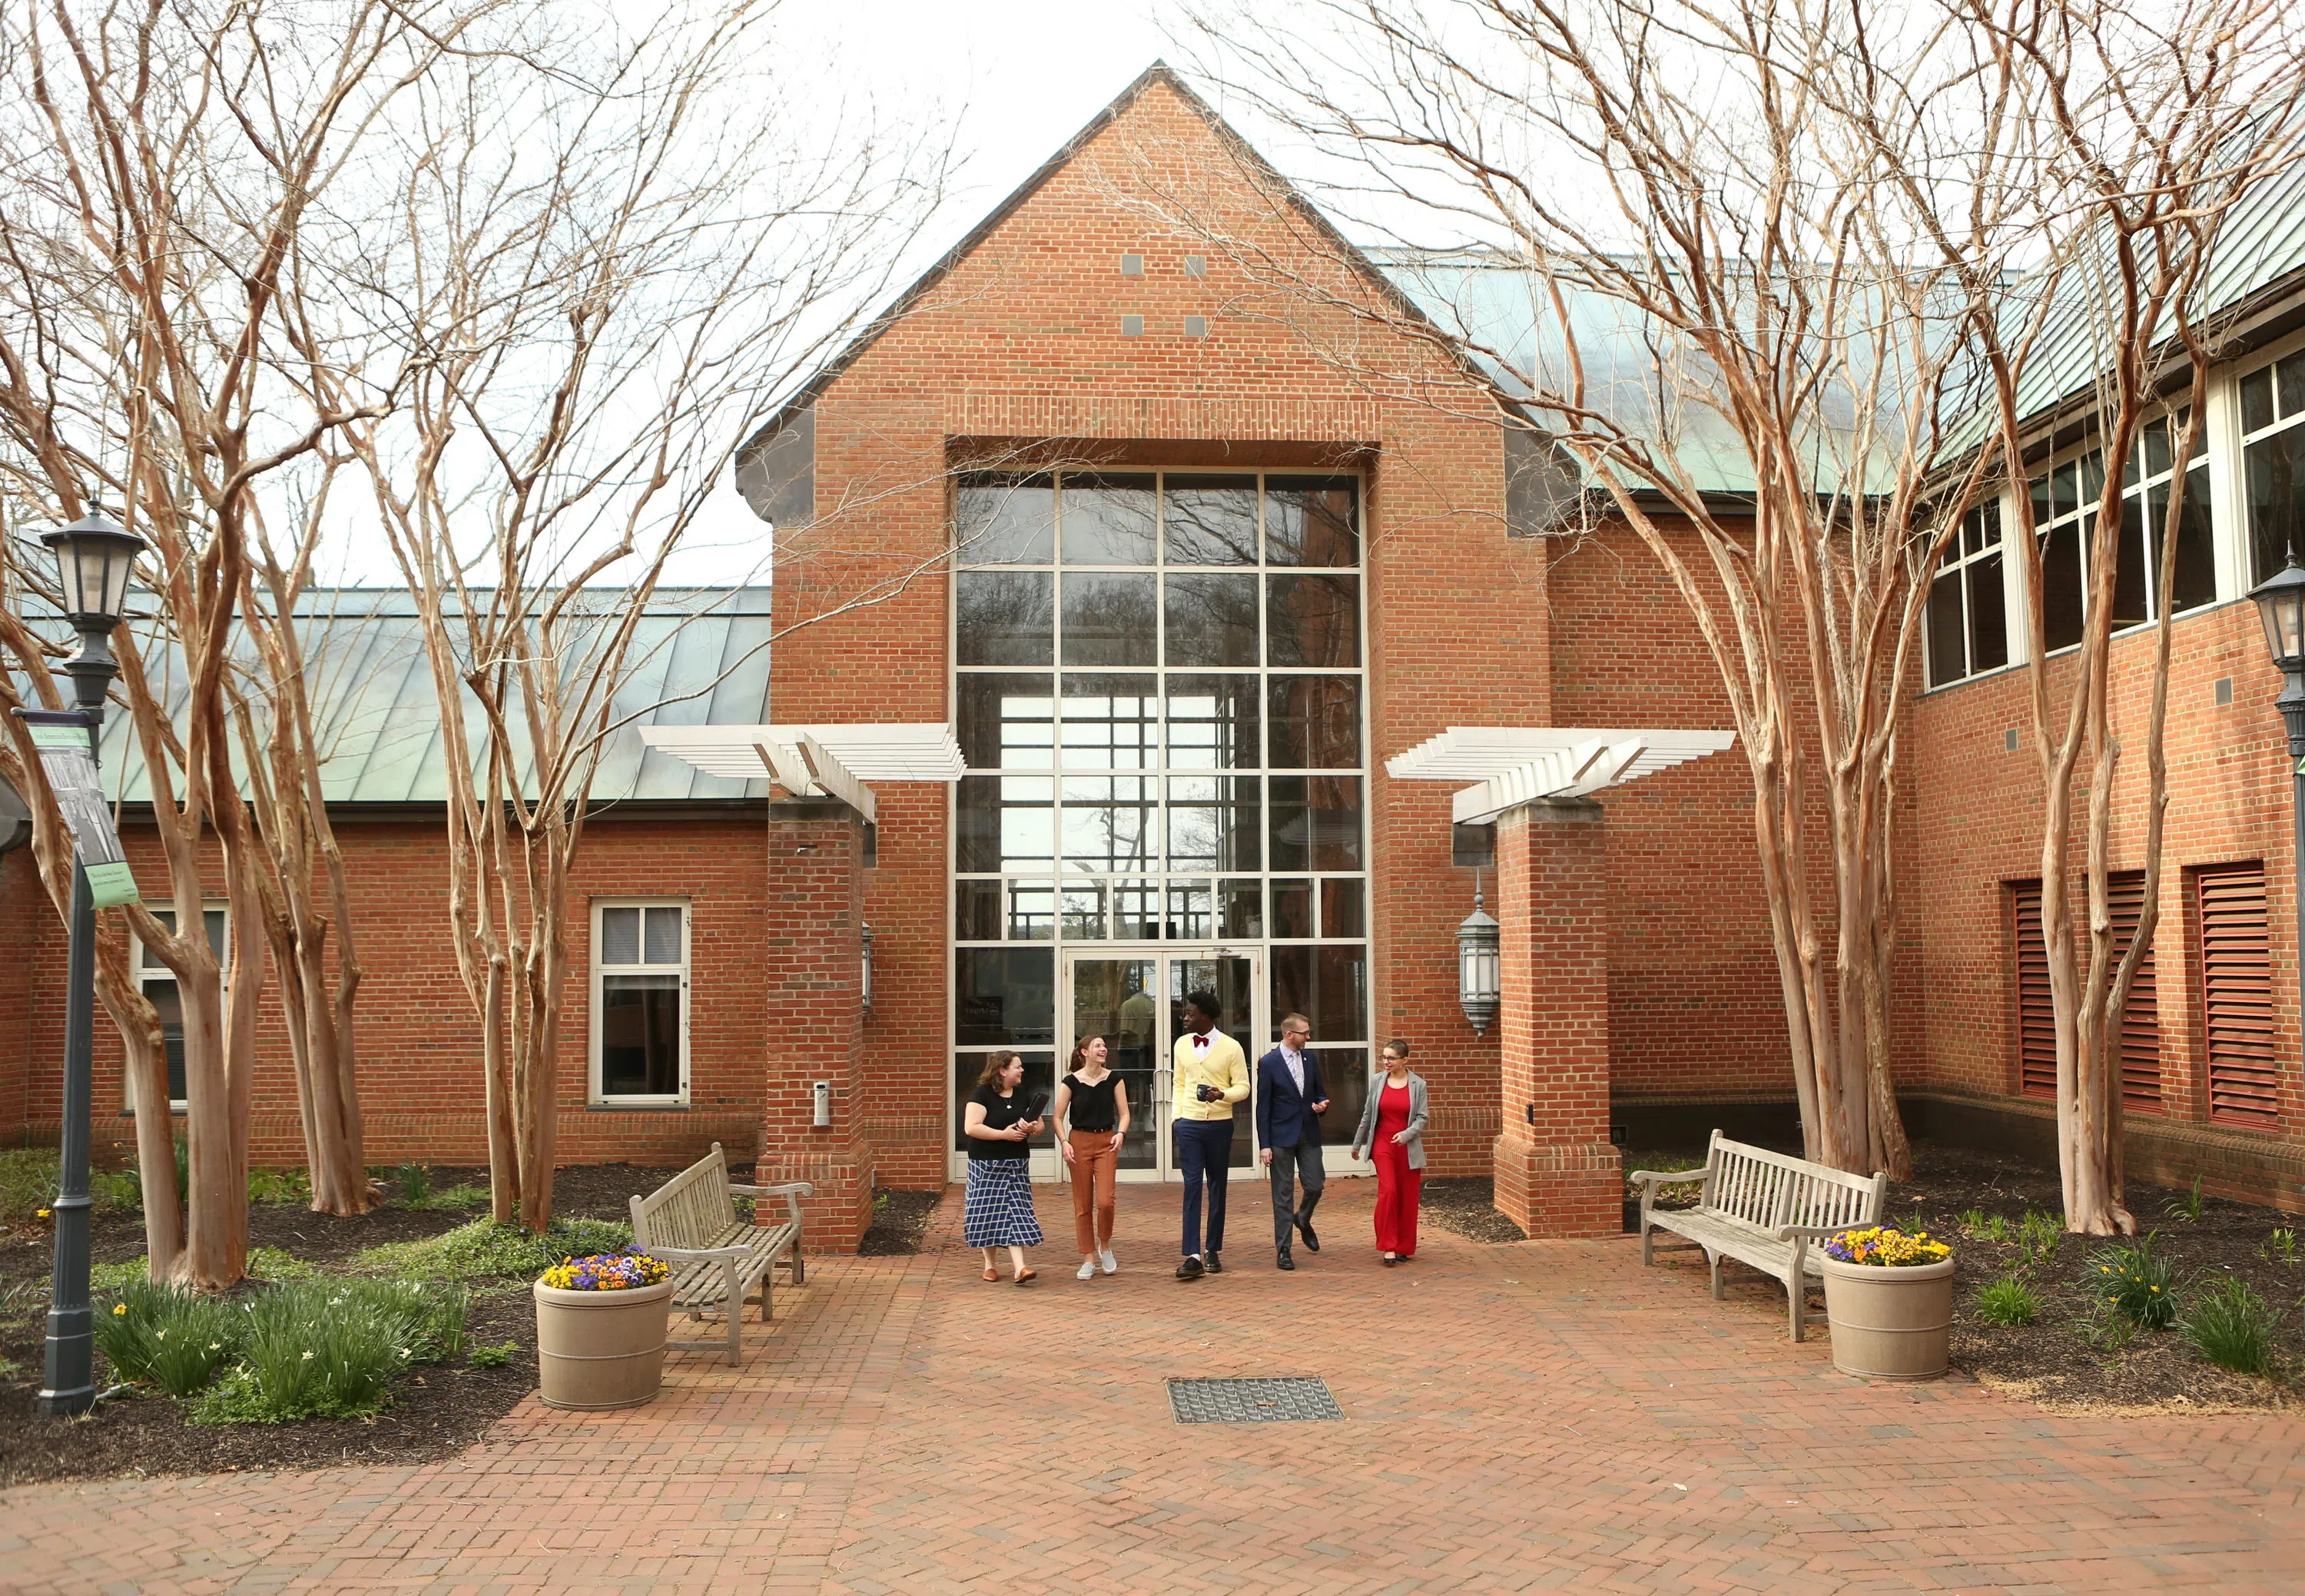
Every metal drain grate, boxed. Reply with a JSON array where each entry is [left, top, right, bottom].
[[1167, 1377, 1345, 1425]]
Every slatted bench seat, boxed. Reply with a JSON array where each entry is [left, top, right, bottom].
[[628, 1143, 811, 1366], [1629, 1130, 1886, 1341]]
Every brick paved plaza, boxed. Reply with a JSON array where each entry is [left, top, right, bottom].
[[8, 1183, 2305, 1594]]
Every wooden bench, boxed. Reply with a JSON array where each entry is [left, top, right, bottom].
[[1628, 1130, 1886, 1341], [628, 1143, 811, 1366]]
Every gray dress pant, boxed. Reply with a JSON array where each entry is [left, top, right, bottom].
[[1269, 1140, 1325, 1253]]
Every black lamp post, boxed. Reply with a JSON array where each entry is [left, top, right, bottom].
[[32, 510, 144, 1418], [2250, 554, 2305, 1074]]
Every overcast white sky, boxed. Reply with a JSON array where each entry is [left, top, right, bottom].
[[675, 1, 1208, 576]]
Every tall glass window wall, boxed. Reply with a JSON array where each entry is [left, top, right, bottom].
[[951, 470, 1371, 1154]]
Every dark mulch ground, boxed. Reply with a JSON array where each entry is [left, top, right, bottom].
[[1621, 1140, 2305, 1414], [1892, 1143, 2304, 1413], [0, 1163, 698, 1488], [1424, 1177, 1532, 1244], [860, 1189, 940, 1256]]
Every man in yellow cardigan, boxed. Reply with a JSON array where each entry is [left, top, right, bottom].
[[1172, 989, 1249, 1281]]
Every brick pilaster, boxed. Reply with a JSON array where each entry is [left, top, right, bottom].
[[1491, 797, 1622, 1237], [758, 800, 874, 1251]]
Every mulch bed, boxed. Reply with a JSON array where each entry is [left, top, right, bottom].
[[1620, 1140, 2304, 1414], [1424, 1177, 1533, 1245], [1407, 1145, 2303, 1414], [1893, 1143, 2303, 1414], [860, 1190, 940, 1256], [0, 1163, 692, 1488]]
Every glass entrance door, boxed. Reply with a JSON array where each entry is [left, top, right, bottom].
[[1065, 947, 1261, 1181]]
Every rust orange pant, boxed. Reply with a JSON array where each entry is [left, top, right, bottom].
[[1068, 1129, 1119, 1253]]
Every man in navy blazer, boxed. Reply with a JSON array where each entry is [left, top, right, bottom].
[[1256, 1012, 1328, 1270]]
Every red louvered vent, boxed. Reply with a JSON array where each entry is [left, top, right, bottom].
[[2009, 874, 2161, 1109], [2011, 881, 2055, 1100], [2197, 863, 2279, 1127], [2108, 871, 2163, 1112]]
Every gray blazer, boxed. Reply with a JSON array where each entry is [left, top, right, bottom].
[[1351, 1072, 1430, 1171]]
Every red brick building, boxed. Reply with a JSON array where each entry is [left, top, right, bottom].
[[10, 64, 2305, 1242]]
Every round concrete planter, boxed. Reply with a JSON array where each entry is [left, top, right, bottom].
[[1820, 1255, 1955, 1381], [532, 1277, 674, 1410]]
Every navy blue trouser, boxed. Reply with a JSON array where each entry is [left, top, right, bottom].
[[1175, 1117, 1233, 1256]]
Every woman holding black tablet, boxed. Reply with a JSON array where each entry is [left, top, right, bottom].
[[963, 1050, 1045, 1283]]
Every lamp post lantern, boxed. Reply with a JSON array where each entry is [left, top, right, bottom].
[[1457, 877, 1501, 1036], [29, 509, 144, 1418], [2250, 554, 2305, 1072]]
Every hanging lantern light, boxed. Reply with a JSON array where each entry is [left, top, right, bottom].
[[1457, 878, 1501, 1035]]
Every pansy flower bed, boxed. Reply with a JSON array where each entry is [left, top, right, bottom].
[[1825, 1226, 1953, 1267], [537, 1247, 672, 1291]]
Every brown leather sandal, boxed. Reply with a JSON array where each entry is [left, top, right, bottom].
[[981, 1266, 998, 1282], [1015, 1268, 1038, 1286]]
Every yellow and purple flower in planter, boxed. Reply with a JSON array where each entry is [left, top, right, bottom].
[[1823, 1226, 1953, 1267], [538, 1246, 672, 1291]]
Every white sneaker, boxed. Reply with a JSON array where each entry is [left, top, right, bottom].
[[1099, 1248, 1118, 1275], [1077, 1259, 1097, 1280]]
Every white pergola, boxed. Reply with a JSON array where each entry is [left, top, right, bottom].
[[1387, 726, 1739, 824], [636, 723, 965, 823]]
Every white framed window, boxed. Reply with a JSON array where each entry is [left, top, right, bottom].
[[2238, 347, 2305, 586], [1925, 499, 2012, 688], [590, 899, 689, 1105], [130, 904, 228, 1113], [2025, 405, 2214, 655]]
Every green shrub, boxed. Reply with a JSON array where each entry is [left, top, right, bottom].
[[389, 1161, 433, 1206], [405, 1182, 489, 1213], [189, 1278, 469, 1424], [0, 1149, 58, 1226], [2181, 1276, 2276, 1375], [2074, 1299, 2138, 1355], [469, 1340, 517, 1369], [2088, 1233, 2179, 1329], [248, 1246, 318, 1282], [2015, 1210, 2063, 1269], [90, 1169, 141, 1209], [247, 1167, 312, 1206], [1974, 1274, 2041, 1327], [95, 1281, 240, 1397], [91, 1257, 151, 1294], [1958, 1209, 2010, 1244], [2165, 1177, 2206, 1223], [353, 1216, 633, 1282], [0, 1279, 46, 1322], [102, 1137, 191, 1213]]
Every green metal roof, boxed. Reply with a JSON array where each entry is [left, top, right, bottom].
[[34, 587, 774, 808]]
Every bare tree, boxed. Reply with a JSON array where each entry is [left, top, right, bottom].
[[1945, 0, 2305, 1231], [327, 2, 950, 1231], [0, 0, 498, 1283], [1173, 0, 2088, 1176], [224, 476, 380, 1216]]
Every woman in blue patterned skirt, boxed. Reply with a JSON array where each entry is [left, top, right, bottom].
[[963, 1051, 1045, 1283]]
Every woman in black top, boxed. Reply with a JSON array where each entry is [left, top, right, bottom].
[[1054, 1035, 1131, 1279], [963, 1050, 1044, 1282]]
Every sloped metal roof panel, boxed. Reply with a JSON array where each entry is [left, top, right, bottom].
[[17, 587, 772, 807]]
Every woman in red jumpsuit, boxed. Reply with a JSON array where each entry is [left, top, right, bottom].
[[1350, 1039, 1428, 1263]]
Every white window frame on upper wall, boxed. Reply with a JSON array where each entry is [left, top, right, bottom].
[[1923, 492, 2021, 689], [2011, 387, 2225, 662], [2224, 325, 2305, 590], [128, 903, 230, 1114], [589, 898, 692, 1107]]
